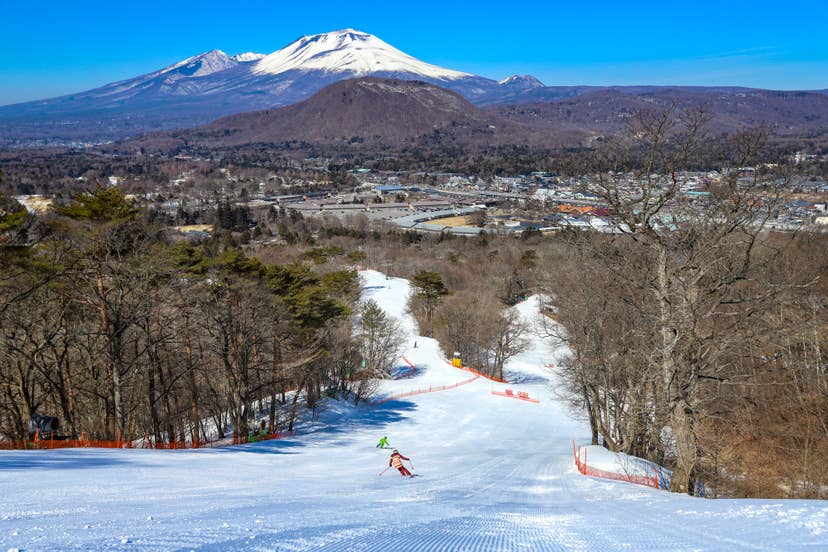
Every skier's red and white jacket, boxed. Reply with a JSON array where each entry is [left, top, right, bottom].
[[390, 452, 409, 468]]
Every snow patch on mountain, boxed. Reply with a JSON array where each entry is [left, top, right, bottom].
[[231, 52, 266, 62], [156, 49, 239, 78], [253, 28, 472, 80]]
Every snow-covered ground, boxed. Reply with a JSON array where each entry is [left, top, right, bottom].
[[1, 270, 825, 551]]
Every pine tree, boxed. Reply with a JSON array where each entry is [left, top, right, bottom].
[[410, 270, 448, 337], [55, 186, 142, 438]]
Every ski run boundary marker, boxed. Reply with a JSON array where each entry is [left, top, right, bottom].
[[491, 388, 540, 403], [370, 374, 480, 405], [0, 430, 296, 451], [573, 440, 662, 490]]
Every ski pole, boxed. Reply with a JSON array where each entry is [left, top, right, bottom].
[[379, 466, 391, 477]]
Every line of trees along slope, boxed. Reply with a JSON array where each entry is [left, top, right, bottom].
[[407, 269, 528, 382], [0, 186, 364, 443], [547, 109, 827, 497]]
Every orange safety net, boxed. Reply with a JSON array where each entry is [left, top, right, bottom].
[[573, 440, 661, 489], [371, 375, 479, 405], [491, 388, 540, 403], [447, 360, 508, 383], [0, 429, 295, 451]]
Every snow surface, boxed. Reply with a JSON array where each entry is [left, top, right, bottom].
[[155, 49, 238, 78], [232, 52, 267, 63], [68, 49, 241, 101], [253, 29, 472, 80], [1, 270, 825, 551]]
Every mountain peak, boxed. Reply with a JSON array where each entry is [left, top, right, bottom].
[[159, 49, 237, 78], [181, 77, 498, 146], [499, 74, 545, 88], [252, 29, 472, 80]]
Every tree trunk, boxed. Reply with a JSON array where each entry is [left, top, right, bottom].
[[111, 332, 125, 438], [583, 383, 600, 445], [148, 353, 161, 442], [181, 306, 200, 443], [269, 335, 282, 433], [670, 399, 697, 494], [155, 353, 175, 443], [655, 245, 699, 493], [288, 380, 303, 432]]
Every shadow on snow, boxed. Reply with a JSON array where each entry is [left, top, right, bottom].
[[233, 398, 417, 454], [0, 450, 137, 470]]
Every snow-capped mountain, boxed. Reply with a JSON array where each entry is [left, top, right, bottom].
[[499, 75, 546, 89], [253, 29, 472, 80], [8, 28, 821, 147], [158, 49, 240, 78], [0, 28, 504, 144]]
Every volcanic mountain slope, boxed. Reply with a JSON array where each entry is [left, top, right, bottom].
[[127, 78, 549, 150], [0, 29, 499, 145]]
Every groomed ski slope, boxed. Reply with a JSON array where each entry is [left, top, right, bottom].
[[1, 270, 825, 551]]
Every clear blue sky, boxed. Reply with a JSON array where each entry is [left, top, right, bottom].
[[1, 0, 827, 105]]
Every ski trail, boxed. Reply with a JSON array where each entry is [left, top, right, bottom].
[[1, 270, 825, 551]]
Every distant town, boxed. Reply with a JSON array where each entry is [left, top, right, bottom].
[[13, 155, 828, 242]]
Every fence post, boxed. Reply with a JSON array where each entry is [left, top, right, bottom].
[[652, 466, 659, 489], [573, 440, 578, 470]]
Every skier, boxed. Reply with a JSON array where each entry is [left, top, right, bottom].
[[389, 449, 413, 476], [376, 436, 391, 449]]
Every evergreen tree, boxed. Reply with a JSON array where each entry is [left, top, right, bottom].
[[410, 270, 448, 337]]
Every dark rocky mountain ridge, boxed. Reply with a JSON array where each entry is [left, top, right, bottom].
[[119, 78, 550, 151], [489, 88, 828, 143], [116, 78, 828, 153]]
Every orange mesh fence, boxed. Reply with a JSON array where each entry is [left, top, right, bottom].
[[0, 430, 130, 451], [491, 388, 540, 403], [448, 360, 508, 383], [0, 429, 295, 451], [371, 375, 479, 405], [230, 431, 295, 446], [573, 440, 660, 489], [395, 356, 419, 378]]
